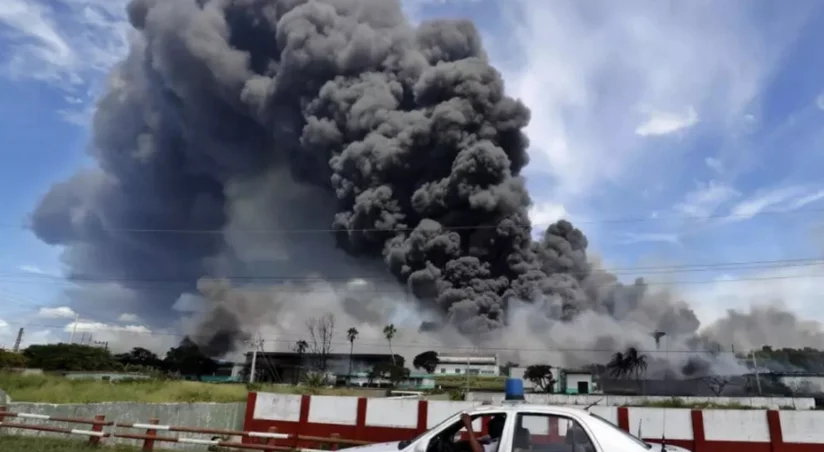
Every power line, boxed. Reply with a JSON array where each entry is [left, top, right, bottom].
[[0, 270, 823, 290], [5, 204, 824, 235], [5, 256, 824, 283]]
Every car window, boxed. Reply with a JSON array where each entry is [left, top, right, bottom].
[[513, 413, 596, 452]]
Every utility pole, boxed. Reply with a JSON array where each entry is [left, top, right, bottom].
[[751, 351, 763, 396], [248, 336, 264, 384], [12, 328, 23, 352], [69, 313, 80, 343]]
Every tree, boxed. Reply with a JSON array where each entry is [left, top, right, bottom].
[[114, 347, 163, 369], [369, 362, 409, 387], [607, 347, 648, 390], [701, 376, 732, 396], [23, 343, 120, 371], [524, 364, 556, 392], [163, 337, 218, 379], [0, 349, 27, 369], [347, 327, 359, 384], [306, 314, 335, 371], [413, 350, 439, 373], [383, 324, 397, 365]]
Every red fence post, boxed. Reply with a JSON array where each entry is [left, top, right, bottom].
[[690, 410, 705, 452], [0, 405, 6, 423], [355, 397, 367, 441], [142, 418, 159, 452], [416, 400, 428, 434], [766, 410, 783, 452], [87, 414, 106, 446], [330, 433, 341, 451], [617, 407, 630, 432], [295, 395, 311, 450]]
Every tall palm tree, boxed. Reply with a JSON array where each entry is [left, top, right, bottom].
[[383, 324, 397, 365], [607, 347, 648, 391], [347, 327, 359, 384]]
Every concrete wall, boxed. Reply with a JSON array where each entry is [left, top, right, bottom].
[[247, 392, 824, 449], [466, 391, 816, 409], [4, 401, 246, 450]]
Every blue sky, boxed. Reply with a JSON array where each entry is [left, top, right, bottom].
[[1, 0, 824, 351]]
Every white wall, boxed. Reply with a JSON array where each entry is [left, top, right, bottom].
[[251, 393, 824, 445], [466, 392, 816, 409]]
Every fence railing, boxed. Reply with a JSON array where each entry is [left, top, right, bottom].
[[0, 406, 371, 451]]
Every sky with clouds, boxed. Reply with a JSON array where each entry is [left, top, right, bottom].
[[1, 0, 824, 353]]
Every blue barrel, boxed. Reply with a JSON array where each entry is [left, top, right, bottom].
[[505, 378, 525, 400]]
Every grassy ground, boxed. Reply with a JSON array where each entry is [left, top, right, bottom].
[[0, 436, 172, 452], [433, 375, 506, 390], [0, 372, 383, 403]]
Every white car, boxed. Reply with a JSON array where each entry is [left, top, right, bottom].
[[346, 404, 690, 452]]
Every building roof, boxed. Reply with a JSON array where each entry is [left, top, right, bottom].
[[243, 351, 402, 361]]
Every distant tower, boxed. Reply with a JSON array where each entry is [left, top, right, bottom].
[[12, 328, 23, 352], [651, 331, 666, 350]]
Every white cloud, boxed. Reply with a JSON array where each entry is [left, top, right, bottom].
[[729, 185, 822, 220], [63, 321, 174, 353], [616, 232, 680, 246], [0, 0, 130, 121], [117, 313, 140, 323], [0, 318, 7, 329], [18, 264, 54, 276], [674, 180, 740, 218], [36, 306, 77, 319], [529, 202, 568, 231], [816, 93, 824, 110], [502, 0, 809, 201], [635, 107, 699, 137], [705, 157, 724, 174]]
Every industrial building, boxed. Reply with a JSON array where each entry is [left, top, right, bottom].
[[242, 351, 402, 383], [433, 354, 499, 376]]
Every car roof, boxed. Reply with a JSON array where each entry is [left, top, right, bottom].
[[468, 403, 590, 417]]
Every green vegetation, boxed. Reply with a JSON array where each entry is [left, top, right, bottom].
[[0, 436, 175, 452], [433, 375, 507, 390], [0, 373, 379, 403]]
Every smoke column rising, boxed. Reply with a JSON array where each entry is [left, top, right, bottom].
[[29, 0, 824, 373]]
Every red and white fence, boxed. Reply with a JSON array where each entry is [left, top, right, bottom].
[[0, 405, 367, 451], [244, 392, 824, 452]]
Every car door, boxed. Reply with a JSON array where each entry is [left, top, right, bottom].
[[500, 412, 601, 452]]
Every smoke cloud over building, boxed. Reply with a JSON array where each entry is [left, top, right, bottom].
[[29, 0, 824, 373]]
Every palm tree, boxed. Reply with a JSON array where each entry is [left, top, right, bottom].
[[607, 347, 648, 391], [293, 340, 308, 385], [383, 324, 397, 365], [347, 327, 359, 385]]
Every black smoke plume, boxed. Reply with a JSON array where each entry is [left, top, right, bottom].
[[29, 0, 823, 369]]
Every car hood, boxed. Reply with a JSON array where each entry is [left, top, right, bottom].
[[343, 441, 402, 452]]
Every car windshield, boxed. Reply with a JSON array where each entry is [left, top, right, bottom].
[[588, 413, 651, 449]]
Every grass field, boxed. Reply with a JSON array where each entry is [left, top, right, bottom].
[[432, 375, 506, 390], [0, 372, 384, 403], [0, 436, 172, 452]]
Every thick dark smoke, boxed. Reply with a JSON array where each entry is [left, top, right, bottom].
[[29, 0, 823, 370]]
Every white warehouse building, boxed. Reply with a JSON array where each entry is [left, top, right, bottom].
[[434, 354, 499, 376]]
